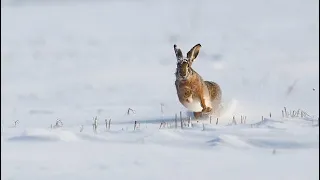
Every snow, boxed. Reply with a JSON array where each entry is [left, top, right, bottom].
[[1, 119, 319, 180], [1, 0, 319, 179]]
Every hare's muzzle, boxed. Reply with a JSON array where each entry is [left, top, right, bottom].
[[178, 61, 189, 78]]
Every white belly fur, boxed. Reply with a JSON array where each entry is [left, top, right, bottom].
[[182, 96, 212, 112]]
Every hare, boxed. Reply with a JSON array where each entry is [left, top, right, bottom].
[[174, 43, 222, 119]]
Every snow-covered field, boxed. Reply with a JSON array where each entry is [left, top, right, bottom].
[[1, 0, 319, 179]]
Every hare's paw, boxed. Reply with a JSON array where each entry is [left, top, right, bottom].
[[202, 107, 212, 113], [193, 112, 202, 119]]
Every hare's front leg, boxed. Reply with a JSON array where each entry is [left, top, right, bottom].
[[200, 94, 212, 113]]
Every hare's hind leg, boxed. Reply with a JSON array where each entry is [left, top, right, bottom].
[[204, 81, 221, 99], [193, 112, 202, 119], [205, 81, 222, 113]]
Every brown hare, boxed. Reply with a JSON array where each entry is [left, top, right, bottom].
[[174, 43, 222, 119]]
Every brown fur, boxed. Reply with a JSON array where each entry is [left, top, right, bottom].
[[174, 44, 222, 119], [204, 81, 222, 114], [175, 69, 206, 106]]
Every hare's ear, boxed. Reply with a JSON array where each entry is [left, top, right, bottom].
[[174, 44, 183, 62], [187, 44, 201, 64]]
